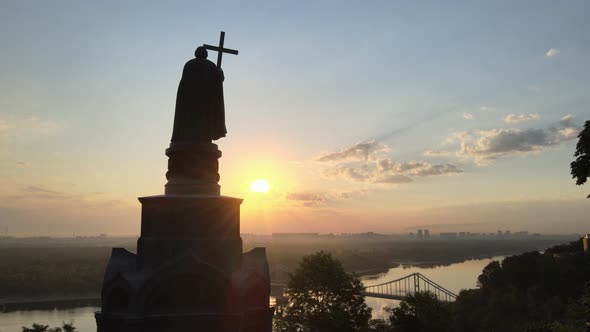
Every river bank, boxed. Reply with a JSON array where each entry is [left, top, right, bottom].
[[0, 295, 100, 313], [0, 237, 572, 307]]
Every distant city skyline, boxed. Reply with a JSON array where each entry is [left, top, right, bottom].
[[1, 1, 589, 235]]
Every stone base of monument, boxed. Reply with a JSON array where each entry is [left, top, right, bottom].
[[95, 194, 273, 332], [165, 142, 222, 196]]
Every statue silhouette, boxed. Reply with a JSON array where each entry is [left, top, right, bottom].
[[171, 46, 226, 142]]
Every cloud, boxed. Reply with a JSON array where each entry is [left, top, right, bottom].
[[308, 142, 464, 204], [553, 114, 580, 140], [316, 141, 388, 162], [286, 192, 330, 206], [449, 115, 581, 164], [323, 158, 462, 183], [422, 150, 452, 157], [545, 48, 560, 57], [316, 142, 463, 186], [374, 174, 413, 184], [503, 113, 540, 124], [462, 112, 474, 120], [6, 185, 116, 206], [558, 114, 576, 128], [324, 165, 372, 182], [20, 185, 72, 200], [414, 163, 463, 176], [16, 161, 29, 167], [376, 159, 462, 176], [286, 189, 368, 207]]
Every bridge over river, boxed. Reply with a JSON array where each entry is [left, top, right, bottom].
[[271, 272, 458, 302]]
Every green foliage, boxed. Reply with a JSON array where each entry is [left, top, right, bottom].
[[366, 319, 391, 332], [562, 284, 590, 330], [477, 260, 502, 288], [21, 322, 77, 332], [571, 120, 590, 197], [0, 247, 110, 297], [274, 251, 372, 332], [387, 291, 452, 332], [22, 324, 50, 332], [273, 241, 588, 332], [453, 244, 590, 332], [546, 239, 585, 255]]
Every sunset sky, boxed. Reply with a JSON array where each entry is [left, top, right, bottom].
[[1, 1, 589, 236]]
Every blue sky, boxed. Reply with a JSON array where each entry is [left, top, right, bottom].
[[0, 1, 589, 235]]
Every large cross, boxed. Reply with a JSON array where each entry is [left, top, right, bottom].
[[203, 31, 239, 68]]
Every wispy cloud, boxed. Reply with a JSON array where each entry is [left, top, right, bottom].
[[422, 150, 452, 157], [448, 114, 581, 165], [286, 189, 367, 207], [318, 143, 463, 184], [462, 112, 474, 120], [285, 192, 330, 206], [21, 185, 72, 200], [5, 185, 116, 207], [545, 48, 560, 57], [503, 113, 540, 124], [316, 141, 388, 162]]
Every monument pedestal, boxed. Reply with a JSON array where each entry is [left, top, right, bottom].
[[96, 36, 272, 332], [97, 148, 273, 332], [137, 195, 243, 271], [96, 193, 273, 332]]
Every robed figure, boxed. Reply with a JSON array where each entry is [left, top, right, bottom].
[[171, 46, 226, 142]]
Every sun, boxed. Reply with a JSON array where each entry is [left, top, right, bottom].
[[250, 179, 270, 193]]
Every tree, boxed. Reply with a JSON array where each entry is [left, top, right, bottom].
[[562, 284, 590, 331], [22, 324, 50, 332], [477, 260, 502, 288], [22, 322, 77, 332], [571, 120, 590, 198], [386, 291, 452, 332], [366, 319, 392, 332], [274, 251, 372, 332]]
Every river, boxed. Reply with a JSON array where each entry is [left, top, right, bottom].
[[361, 256, 505, 319], [0, 256, 503, 331]]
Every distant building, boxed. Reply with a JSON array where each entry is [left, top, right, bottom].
[[272, 233, 319, 239], [459, 232, 466, 238], [497, 230, 503, 237], [440, 232, 458, 240], [417, 229, 424, 240], [424, 229, 430, 239], [352, 232, 386, 238], [583, 234, 589, 253]]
